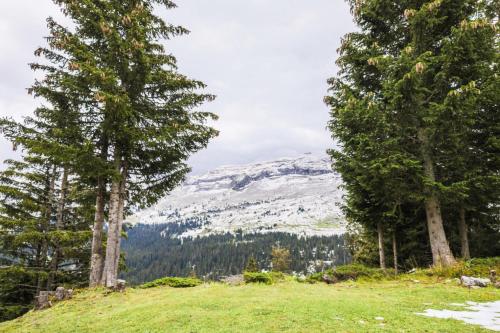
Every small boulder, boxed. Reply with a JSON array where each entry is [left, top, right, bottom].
[[115, 279, 126, 292], [322, 274, 337, 284], [461, 276, 491, 288], [65, 289, 74, 300], [55, 287, 66, 301]]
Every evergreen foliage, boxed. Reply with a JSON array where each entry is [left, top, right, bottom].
[[243, 272, 274, 285], [120, 224, 350, 285], [0, 0, 216, 320], [326, 0, 499, 268], [139, 276, 202, 289], [245, 256, 259, 273]]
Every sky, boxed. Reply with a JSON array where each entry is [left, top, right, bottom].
[[0, 0, 356, 174]]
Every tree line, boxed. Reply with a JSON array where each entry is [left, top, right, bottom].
[[326, 0, 499, 270], [0, 0, 217, 321], [121, 223, 349, 285]]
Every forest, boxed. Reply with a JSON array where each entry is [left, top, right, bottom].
[[121, 224, 349, 285]]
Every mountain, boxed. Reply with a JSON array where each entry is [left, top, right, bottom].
[[127, 154, 346, 238]]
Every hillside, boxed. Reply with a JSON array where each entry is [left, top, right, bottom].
[[127, 154, 345, 237], [1, 280, 498, 333]]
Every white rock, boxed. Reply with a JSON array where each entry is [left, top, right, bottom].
[[461, 276, 491, 288]]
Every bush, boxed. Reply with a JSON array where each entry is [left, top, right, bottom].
[[139, 277, 202, 289], [421, 257, 500, 278], [306, 264, 391, 284], [269, 271, 286, 282], [243, 272, 273, 285]]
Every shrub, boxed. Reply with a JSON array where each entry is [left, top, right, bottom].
[[422, 257, 500, 278], [269, 271, 286, 282], [306, 264, 391, 284], [243, 272, 273, 285], [139, 277, 202, 289]]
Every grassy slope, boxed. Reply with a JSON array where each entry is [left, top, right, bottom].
[[1, 279, 498, 333]]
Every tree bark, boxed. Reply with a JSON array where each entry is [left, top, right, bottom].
[[377, 222, 386, 270], [101, 149, 123, 288], [36, 166, 57, 295], [112, 162, 127, 282], [418, 129, 456, 267], [392, 231, 398, 274], [89, 140, 108, 287], [458, 207, 470, 260], [47, 167, 68, 290], [89, 178, 106, 287]]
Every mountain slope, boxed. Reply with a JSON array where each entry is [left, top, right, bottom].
[[127, 154, 345, 237]]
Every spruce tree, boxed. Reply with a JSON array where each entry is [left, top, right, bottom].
[[37, 0, 218, 287], [327, 0, 498, 267]]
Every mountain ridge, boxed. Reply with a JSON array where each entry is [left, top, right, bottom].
[[127, 154, 346, 237]]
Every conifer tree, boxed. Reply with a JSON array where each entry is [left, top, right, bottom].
[[245, 256, 259, 273], [35, 0, 219, 287], [327, 0, 498, 267]]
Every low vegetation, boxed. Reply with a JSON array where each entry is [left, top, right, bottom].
[[305, 259, 500, 285], [139, 277, 202, 289], [243, 271, 286, 285]]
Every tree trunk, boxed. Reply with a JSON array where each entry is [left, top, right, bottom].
[[89, 178, 106, 287], [89, 140, 108, 287], [102, 150, 123, 288], [418, 129, 456, 267], [36, 166, 57, 295], [112, 162, 127, 282], [377, 222, 386, 270], [392, 231, 398, 274], [458, 207, 470, 260], [47, 167, 68, 290]]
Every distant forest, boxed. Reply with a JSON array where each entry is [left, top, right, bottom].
[[121, 224, 349, 285]]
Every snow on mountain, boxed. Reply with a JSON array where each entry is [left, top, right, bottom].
[[127, 154, 346, 238]]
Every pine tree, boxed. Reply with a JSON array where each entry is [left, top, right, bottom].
[[35, 0, 219, 287], [245, 256, 259, 273], [327, 0, 499, 267], [0, 155, 93, 321]]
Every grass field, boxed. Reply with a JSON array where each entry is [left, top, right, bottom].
[[1, 279, 498, 333]]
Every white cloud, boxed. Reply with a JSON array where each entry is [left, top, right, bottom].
[[0, 0, 356, 173]]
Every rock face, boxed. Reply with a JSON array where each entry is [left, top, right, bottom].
[[127, 154, 345, 238]]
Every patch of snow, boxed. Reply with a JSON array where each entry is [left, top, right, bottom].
[[417, 301, 500, 331]]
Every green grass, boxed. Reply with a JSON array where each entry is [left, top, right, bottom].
[[1, 280, 498, 333]]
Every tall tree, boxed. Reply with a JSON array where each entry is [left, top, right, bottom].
[[37, 0, 219, 287], [327, 0, 498, 267]]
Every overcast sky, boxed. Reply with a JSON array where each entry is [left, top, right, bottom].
[[0, 0, 356, 174]]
